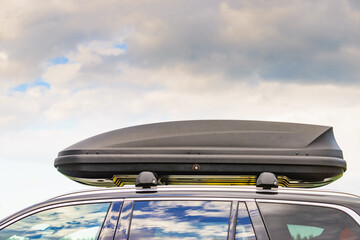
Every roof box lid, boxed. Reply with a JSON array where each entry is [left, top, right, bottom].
[[54, 120, 345, 188]]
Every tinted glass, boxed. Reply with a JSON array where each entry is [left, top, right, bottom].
[[129, 200, 231, 240], [235, 202, 256, 240], [0, 203, 110, 240], [258, 203, 360, 240]]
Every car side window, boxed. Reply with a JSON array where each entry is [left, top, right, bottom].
[[258, 202, 360, 240], [0, 202, 111, 240], [128, 200, 232, 240]]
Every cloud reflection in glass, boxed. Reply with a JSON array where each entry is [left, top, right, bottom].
[[129, 200, 231, 240], [0, 203, 110, 240]]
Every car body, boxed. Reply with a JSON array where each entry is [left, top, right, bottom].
[[0, 120, 359, 240], [0, 185, 359, 240]]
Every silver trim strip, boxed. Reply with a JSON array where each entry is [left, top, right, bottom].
[[50, 188, 137, 199], [123, 197, 255, 202], [52, 186, 257, 199], [268, 189, 359, 198], [51, 186, 359, 200], [256, 199, 360, 226], [0, 199, 122, 230]]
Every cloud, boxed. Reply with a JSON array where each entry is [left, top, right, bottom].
[[0, 0, 359, 86], [0, 51, 8, 62], [68, 40, 126, 66], [42, 62, 81, 87], [124, 0, 360, 83]]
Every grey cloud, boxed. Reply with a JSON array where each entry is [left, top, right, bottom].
[[2, 0, 359, 87], [125, 1, 360, 83], [1, 0, 130, 84]]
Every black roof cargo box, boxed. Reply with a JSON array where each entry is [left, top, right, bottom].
[[54, 120, 346, 188]]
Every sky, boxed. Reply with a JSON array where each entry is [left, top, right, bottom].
[[0, 0, 360, 219]]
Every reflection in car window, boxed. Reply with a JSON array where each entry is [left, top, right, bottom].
[[287, 224, 324, 239], [0, 202, 110, 240], [129, 200, 231, 240], [258, 202, 360, 240], [235, 202, 256, 240]]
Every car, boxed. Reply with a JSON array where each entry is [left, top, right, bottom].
[[0, 120, 359, 240]]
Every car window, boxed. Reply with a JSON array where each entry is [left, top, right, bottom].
[[0, 202, 111, 240], [128, 200, 232, 240], [235, 202, 256, 240], [258, 202, 360, 240]]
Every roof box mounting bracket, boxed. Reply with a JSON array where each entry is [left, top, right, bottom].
[[256, 172, 278, 190], [136, 171, 158, 188]]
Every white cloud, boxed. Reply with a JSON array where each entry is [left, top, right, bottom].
[[0, 51, 8, 62], [42, 62, 81, 86], [68, 40, 126, 66]]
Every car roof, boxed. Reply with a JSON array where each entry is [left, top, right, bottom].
[[1, 186, 359, 227]]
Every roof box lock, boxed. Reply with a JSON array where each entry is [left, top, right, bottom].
[[136, 171, 158, 188], [256, 172, 278, 190]]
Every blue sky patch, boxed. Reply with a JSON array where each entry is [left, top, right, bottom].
[[114, 43, 127, 50], [34, 80, 51, 89], [12, 84, 28, 93], [11, 79, 51, 93], [49, 56, 69, 65]]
